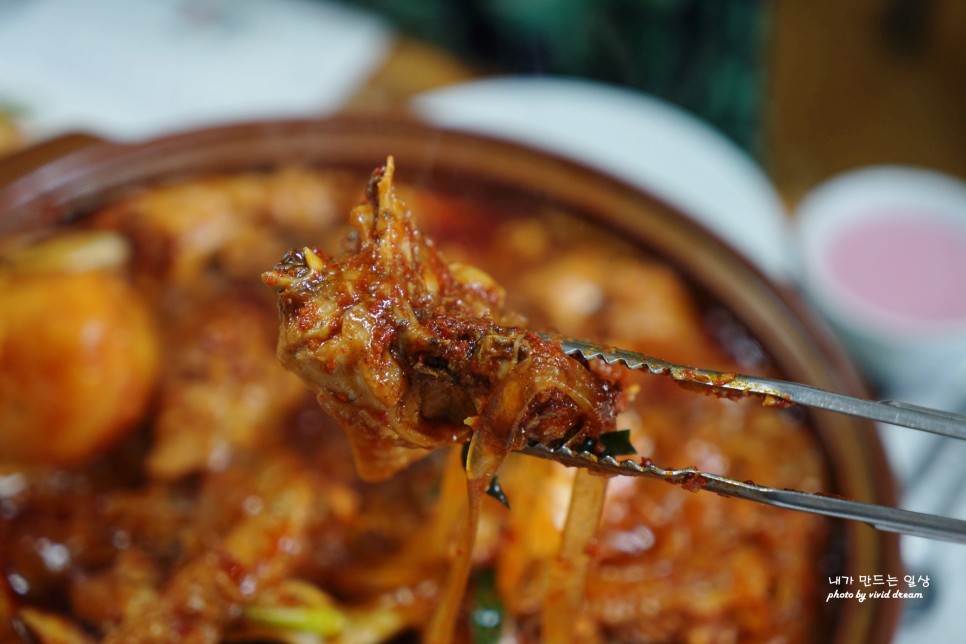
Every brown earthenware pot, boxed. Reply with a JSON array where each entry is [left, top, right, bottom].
[[0, 117, 900, 642]]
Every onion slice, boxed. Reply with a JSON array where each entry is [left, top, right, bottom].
[[542, 468, 609, 643]]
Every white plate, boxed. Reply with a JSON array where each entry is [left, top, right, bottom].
[[412, 76, 792, 281], [0, 0, 390, 141]]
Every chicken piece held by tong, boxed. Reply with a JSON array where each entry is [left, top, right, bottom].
[[263, 157, 626, 483], [263, 158, 628, 642]]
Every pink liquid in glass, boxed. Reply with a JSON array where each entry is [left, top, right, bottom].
[[825, 213, 966, 323]]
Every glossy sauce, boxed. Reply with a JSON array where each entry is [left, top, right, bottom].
[[0, 167, 832, 643]]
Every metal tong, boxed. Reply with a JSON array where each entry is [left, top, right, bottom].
[[524, 335, 966, 544]]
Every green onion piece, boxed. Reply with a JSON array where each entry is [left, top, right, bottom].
[[577, 429, 637, 457], [485, 475, 510, 508], [470, 569, 504, 644], [599, 429, 637, 456], [243, 604, 347, 636]]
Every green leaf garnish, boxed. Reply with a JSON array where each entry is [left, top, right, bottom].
[[577, 429, 637, 457], [600, 429, 637, 456], [485, 475, 510, 508]]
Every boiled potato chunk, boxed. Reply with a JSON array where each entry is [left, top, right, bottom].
[[0, 269, 160, 465]]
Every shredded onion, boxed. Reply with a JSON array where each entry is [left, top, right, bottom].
[[542, 468, 610, 643]]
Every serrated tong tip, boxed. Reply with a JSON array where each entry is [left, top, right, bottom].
[[547, 335, 966, 440], [527, 335, 966, 544]]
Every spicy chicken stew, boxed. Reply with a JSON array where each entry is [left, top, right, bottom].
[[0, 136, 880, 642]]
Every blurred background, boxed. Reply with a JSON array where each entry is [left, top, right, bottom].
[[1, 0, 964, 641], [2, 0, 964, 197], [347, 0, 966, 201]]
